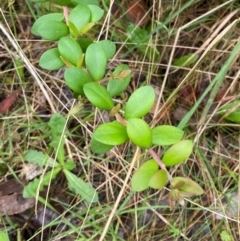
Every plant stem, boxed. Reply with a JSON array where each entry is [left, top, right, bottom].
[[63, 7, 69, 23], [149, 148, 172, 182]]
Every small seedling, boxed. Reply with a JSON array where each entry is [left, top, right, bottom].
[[28, 0, 204, 208], [23, 113, 98, 204]]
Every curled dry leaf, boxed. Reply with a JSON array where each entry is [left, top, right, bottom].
[[0, 88, 21, 114], [0, 179, 35, 215], [127, 0, 150, 26], [20, 163, 44, 181]]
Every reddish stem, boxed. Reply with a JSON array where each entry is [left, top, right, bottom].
[[63, 7, 69, 23], [149, 148, 172, 182]]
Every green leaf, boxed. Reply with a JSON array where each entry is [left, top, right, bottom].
[[124, 86, 155, 119], [152, 125, 184, 146], [58, 37, 83, 66], [48, 113, 66, 148], [0, 231, 10, 241], [68, 4, 91, 36], [97, 40, 116, 60], [64, 67, 92, 95], [37, 20, 69, 41], [131, 159, 158, 192], [64, 169, 98, 203], [76, 37, 93, 52], [24, 150, 59, 168], [219, 101, 240, 123], [170, 179, 185, 189], [93, 121, 128, 145], [63, 160, 76, 171], [220, 230, 233, 241], [127, 24, 148, 45], [50, 0, 71, 6], [127, 118, 152, 148], [173, 53, 198, 67], [30, 0, 47, 2], [148, 170, 168, 190], [48, 113, 66, 165], [85, 43, 107, 81], [172, 177, 204, 196], [162, 140, 193, 167], [107, 64, 131, 97], [224, 111, 240, 123], [83, 82, 114, 110], [71, 0, 99, 6], [31, 13, 64, 36], [78, 23, 94, 34], [39, 48, 65, 70], [68, 21, 79, 37], [23, 167, 61, 198], [88, 4, 104, 23], [91, 138, 113, 154], [127, 24, 159, 60]]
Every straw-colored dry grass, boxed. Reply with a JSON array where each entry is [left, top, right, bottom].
[[1, 0, 240, 240]]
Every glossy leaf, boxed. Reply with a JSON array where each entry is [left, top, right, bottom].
[[91, 138, 113, 154], [85, 43, 107, 81], [64, 169, 98, 203], [88, 4, 104, 23], [31, 13, 64, 36], [162, 140, 193, 167], [172, 177, 204, 196], [58, 37, 83, 66], [127, 118, 152, 148], [131, 159, 158, 191], [152, 125, 184, 146], [107, 64, 131, 97], [98, 40, 116, 60], [68, 21, 79, 37], [124, 86, 155, 119], [39, 48, 65, 70], [93, 121, 128, 145], [68, 4, 91, 36], [64, 67, 92, 95], [148, 170, 168, 189], [83, 82, 113, 110], [37, 21, 69, 41]]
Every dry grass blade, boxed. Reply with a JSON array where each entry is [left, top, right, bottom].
[[0, 9, 56, 113]]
